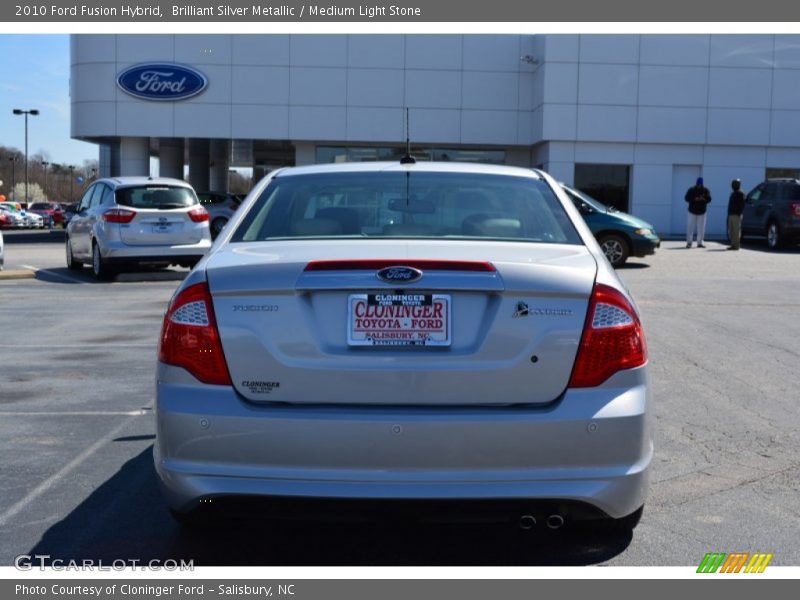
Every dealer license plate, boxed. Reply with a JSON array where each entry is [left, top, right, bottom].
[[347, 293, 451, 347]]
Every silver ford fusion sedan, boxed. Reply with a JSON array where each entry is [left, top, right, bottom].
[[155, 161, 652, 531]]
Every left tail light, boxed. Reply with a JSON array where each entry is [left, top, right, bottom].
[[158, 282, 232, 385], [568, 283, 647, 388], [187, 206, 209, 222]]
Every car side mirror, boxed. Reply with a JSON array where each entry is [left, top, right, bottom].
[[578, 202, 594, 216]]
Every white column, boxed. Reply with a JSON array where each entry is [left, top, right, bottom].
[[98, 144, 113, 178], [293, 141, 316, 166], [188, 139, 210, 192], [252, 165, 268, 188], [209, 139, 230, 192], [159, 138, 185, 180], [119, 137, 150, 176]]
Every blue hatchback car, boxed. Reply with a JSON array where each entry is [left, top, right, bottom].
[[561, 185, 661, 267]]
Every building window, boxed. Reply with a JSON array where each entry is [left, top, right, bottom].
[[766, 168, 800, 180], [574, 164, 631, 213], [316, 146, 506, 165]]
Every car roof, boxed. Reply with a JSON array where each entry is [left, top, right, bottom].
[[96, 176, 194, 190], [273, 161, 544, 180]]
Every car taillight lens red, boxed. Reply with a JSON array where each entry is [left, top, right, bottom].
[[568, 283, 647, 388], [188, 206, 209, 222], [102, 208, 136, 223], [791, 202, 800, 218], [158, 282, 231, 385]]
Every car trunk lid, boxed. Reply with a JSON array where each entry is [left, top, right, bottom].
[[206, 240, 597, 406]]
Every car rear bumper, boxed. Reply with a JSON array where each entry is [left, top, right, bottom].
[[154, 365, 652, 519], [101, 239, 212, 262], [631, 236, 660, 257]]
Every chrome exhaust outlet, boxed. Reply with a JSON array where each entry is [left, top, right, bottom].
[[519, 515, 537, 530], [546, 514, 565, 530]]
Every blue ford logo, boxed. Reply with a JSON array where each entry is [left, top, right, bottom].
[[117, 63, 207, 101], [376, 266, 423, 284]]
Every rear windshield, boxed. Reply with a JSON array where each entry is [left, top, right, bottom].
[[115, 186, 197, 209], [29, 203, 51, 210], [232, 172, 581, 245]]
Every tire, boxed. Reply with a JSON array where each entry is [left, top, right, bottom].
[[604, 506, 644, 533], [91, 242, 114, 281], [210, 217, 228, 240], [766, 220, 785, 250], [65, 238, 82, 271], [598, 234, 630, 267], [169, 506, 224, 528]]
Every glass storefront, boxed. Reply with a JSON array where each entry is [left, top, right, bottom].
[[574, 163, 631, 213], [316, 146, 506, 165]]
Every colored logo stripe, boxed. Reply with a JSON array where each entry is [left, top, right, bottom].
[[697, 553, 726, 573], [720, 553, 749, 573], [744, 553, 773, 573]]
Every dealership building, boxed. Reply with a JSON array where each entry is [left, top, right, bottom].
[[71, 34, 800, 236]]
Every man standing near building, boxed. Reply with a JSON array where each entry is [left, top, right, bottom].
[[727, 178, 745, 250], [685, 177, 711, 248]]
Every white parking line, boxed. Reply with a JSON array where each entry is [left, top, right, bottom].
[[0, 410, 150, 416], [21, 264, 86, 285], [3, 344, 154, 348], [0, 401, 154, 527]]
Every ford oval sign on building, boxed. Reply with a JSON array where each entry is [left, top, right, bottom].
[[117, 63, 207, 101]]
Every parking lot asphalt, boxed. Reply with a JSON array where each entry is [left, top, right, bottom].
[[0, 233, 798, 567]]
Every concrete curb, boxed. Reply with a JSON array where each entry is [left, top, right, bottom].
[[0, 269, 36, 281]]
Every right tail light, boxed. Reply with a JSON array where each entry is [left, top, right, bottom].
[[569, 283, 647, 388]]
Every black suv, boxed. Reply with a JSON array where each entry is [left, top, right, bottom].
[[742, 179, 800, 249]]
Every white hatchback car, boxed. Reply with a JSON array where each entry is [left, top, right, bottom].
[[155, 162, 652, 532], [66, 177, 213, 280]]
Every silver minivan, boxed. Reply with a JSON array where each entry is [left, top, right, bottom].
[[66, 177, 213, 280]]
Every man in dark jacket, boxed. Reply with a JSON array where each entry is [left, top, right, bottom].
[[685, 177, 711, 248], [727, 178, 746, 250]]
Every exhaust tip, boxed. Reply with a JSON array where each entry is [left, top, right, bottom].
[[519, 515, 537, 530], [546, 514, 565, 530]]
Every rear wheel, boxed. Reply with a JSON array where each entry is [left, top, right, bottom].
[[91, 242, 115, 281], [598, 234, 630, 267], [65, 238, 82, 271], [606, 506, 644, 533], [766, 221, 784, 250], [211, 217, 228, 240]]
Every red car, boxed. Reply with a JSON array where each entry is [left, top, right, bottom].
[[28, 202, 65, 227]]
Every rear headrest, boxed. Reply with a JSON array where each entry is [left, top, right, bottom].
[[316, 207, 360, 234], [462, 216, 522, 238], [290, 218, 343, 236]]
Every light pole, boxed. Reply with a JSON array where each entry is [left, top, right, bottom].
[[8, 157, 16, 201], [68, 165, 75, 203], [12, 108, 40, 206], [41, 161, 49, 201]]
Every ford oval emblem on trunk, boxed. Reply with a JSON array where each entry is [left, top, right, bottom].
[[117, 63, 208, 101], [376, 266, 423, 284]]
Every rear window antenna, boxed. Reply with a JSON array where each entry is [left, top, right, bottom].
[[400, 108, 416, 164]]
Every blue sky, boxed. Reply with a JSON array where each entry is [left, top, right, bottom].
[[0, 35, 97, 165]]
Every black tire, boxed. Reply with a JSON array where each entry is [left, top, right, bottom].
[[91, 242, 115, 281], [65, 238, 82, 271], [766, 220, 785, 250], [606, 506, 644, 533], [598, 234, 630, 267], [210, 217, 228, 240], [169, 506, 224, 528]]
